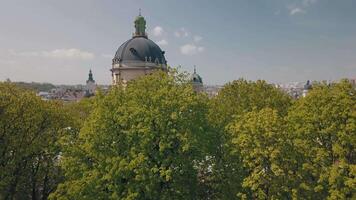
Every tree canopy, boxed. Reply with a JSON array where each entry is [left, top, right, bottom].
[[50, 72, 213, 200], [287, 80, 355, 199], [0, 83, 73, 199], [1, 75, 354, 200]]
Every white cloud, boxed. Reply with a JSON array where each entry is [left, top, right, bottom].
[[194, 35, 203, 42], [174, 28, 189, 38], [156, 39, 168, 46], [10, 48, 95, 60], [180, 44, 204, 56], [182, 29, 189, 37], [152, 26, 164, 37], [289, 7, 306, 15], [174, 31, 181, 37], [288, 0, 317, 16], [197, 46, 205, 52]]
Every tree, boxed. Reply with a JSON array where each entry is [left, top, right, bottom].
[[229, 108, 298, 199], [50, 71, 213, 200], [287, 80, 356, 199], [0, 83, 72, 200], [209, 79, 292, 128], [207, 79, 292, 199], [63, 97, 95, 128]]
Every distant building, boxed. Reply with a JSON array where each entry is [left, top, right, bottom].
[[190, 66, 203, 92], [204, 85, 222, 98], [111, 13, 167, 86], [302, 80, 312, 97], [347, 78, 356, 87], [37, 91, 50, 101], [85, 69, 96, 96], [274, 82, 305, 99]]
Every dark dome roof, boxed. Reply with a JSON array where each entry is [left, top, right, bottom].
[[191, 73, 203, 84], [114, 37, 166, 64], [190, 67, 203, 84]]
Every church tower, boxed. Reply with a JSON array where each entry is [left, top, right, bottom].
[[86, 69, 96, 96], [302, 80, 312, 97]]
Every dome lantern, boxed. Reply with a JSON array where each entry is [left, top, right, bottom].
[[133, 9, 147, 38]]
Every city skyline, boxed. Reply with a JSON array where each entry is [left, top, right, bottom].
[[0, 0, 355, 85]]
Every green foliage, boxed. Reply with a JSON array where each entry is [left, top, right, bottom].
[[0, 83, 72, 199], [226, 80, 355, 199], [63, 97, 95, 127], [50, 72, 212, 200], [2, 75, 354, 200], [207, 79, 292, 199], [229, 108, 297, 199], [209, 79, 292, 128], [287, 80, 355, 199]]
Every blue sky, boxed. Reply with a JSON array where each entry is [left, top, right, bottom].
[[0, 0, 355, 85]]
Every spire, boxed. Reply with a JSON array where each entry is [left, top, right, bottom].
[[139, 8, 141, 16], [88, 69, 94, 82], [133, 11, 147, 38], [194, 65, 197, 74]]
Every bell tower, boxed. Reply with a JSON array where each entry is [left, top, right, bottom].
[[86, 69, 96, 95]]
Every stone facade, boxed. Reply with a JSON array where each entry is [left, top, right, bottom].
[[111, 62, 166, 86]]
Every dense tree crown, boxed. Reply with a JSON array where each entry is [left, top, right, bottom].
[[0, 83, 73, 199], [49, 72, 213, 200], [1, 74, 354, 200]]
